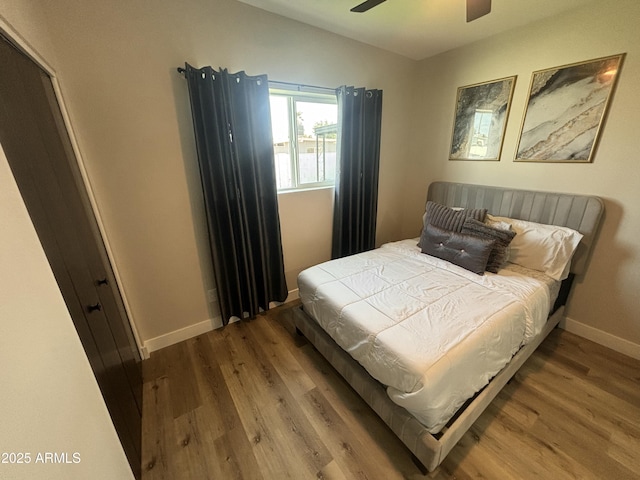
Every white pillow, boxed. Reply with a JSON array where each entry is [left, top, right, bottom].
[[487, 214, 583, 281]]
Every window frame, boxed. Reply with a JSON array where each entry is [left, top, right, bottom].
[[269, 87, 338, 192]]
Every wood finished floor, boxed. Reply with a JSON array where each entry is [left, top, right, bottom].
[[141, 301, 640, 479]]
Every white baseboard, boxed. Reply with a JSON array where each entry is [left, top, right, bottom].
[[285, 288, 299, 302], [140, 345, 150, 360], [560, 317, 640, 360], [143, 317, 218, 355], [143, 288, 300, 356]]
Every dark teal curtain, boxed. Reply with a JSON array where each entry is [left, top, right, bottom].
[[331, 86, 383, 259], [184, 64, 287, 324]]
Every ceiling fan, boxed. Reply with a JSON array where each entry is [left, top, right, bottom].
[[351, 0, 492, 23]]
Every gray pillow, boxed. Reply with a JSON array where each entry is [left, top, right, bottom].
[[461, 217, 516, 273], [424, 201, 487, 231], [418, 201, 487, 251], [421, 224, 495, 275]]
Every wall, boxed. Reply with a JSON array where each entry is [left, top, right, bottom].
[[0, 144, 134, 479], [405, 0, 640, 355], [5, 0, 635, 357], [19, 0, 416, 349]]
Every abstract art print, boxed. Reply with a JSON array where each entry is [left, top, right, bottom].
[[449, 76, 516, 161], [516, 54, 624, 162]]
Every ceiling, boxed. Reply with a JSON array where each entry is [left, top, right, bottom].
[[236, 0, 592, 60]]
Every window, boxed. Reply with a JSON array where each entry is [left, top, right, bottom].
[[269, 88, 338, 191], [471, 109, 493, 158]]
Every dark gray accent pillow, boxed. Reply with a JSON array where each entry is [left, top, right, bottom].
[[418, 201, 488, 251], [461, 217, 516, 273], [421, 224, 495, 275]]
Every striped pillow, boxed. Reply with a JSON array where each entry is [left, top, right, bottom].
[[424, 201, 487, 232]]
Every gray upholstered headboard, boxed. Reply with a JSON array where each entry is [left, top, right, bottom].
[[427, 182, 604, 275]]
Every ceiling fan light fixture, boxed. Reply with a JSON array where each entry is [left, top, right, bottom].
[[351, 0, 387, 13], [466, 0, 492, 22]]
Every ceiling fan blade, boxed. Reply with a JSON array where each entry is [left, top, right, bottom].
[[351, 0, 387, 13], [467, 0, 491, 22]]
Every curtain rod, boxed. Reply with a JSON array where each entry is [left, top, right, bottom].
[[176, 67, 335, 93], [268, 80, 335, 94]]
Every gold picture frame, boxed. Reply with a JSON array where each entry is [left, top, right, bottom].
[[449, 76, 516, 161], [515, 54, 624, 162]]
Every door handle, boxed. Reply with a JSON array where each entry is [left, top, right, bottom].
[[96, 278, 109, 286], [87, 303, 102, 313]]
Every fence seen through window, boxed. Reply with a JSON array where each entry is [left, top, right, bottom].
[[270, 90, 338, 191]]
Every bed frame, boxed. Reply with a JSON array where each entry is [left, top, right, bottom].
[[293, 182, 604, 473]]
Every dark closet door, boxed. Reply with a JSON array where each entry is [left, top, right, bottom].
[[0, 36, 142, 479]]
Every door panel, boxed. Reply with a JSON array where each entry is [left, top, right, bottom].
[[38, 56, 143, 412], [0, 35, 142, 478]]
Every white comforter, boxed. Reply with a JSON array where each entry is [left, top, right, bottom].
[[298, 239, 557, 433]]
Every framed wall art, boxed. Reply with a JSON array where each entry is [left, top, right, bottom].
[[515, 54, 624, 162], [449, 76, 516, 161]]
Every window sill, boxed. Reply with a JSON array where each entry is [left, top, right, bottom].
[[277, 185, 334, 196]]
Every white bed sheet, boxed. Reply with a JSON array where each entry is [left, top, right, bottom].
[[298, 239, 559, 433]]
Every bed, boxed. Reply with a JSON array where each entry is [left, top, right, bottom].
[[293, 181, 604, 473]]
